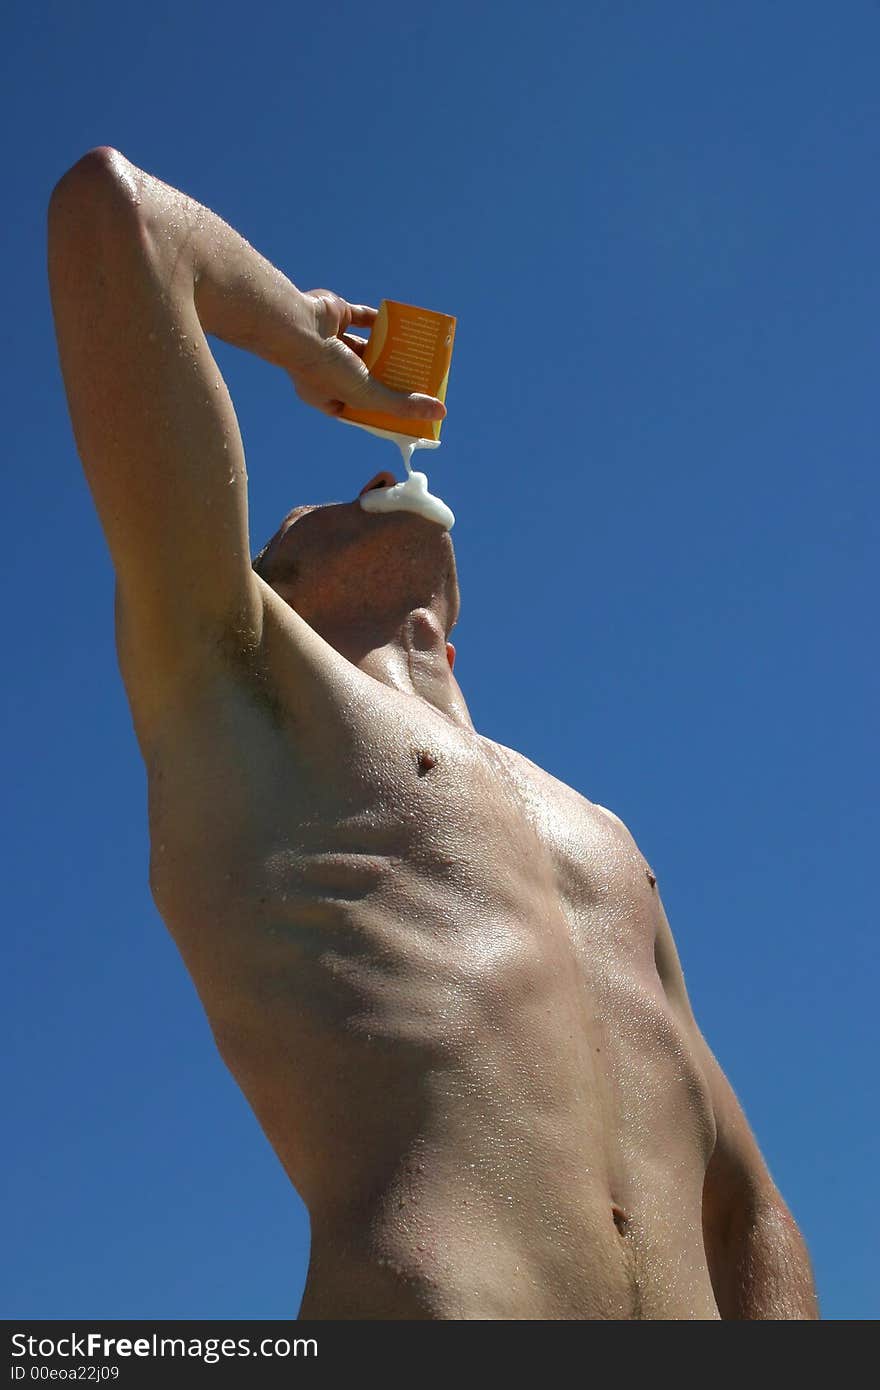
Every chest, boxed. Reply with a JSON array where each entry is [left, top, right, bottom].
[[150, 700, 653, 980]]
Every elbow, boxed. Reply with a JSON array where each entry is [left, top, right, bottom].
[[704, 1164, 784, 1256], [723, 1186, 798, 1251], [48, 147, 135, 227]]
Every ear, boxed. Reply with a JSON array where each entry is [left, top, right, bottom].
[[445, 642, 456, 671]]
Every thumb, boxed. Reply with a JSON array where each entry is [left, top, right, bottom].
[[361, 375, 447, 424]]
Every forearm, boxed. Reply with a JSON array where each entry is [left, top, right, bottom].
[[69, 147, 313, 369], [712, 1198, 820, 1320]]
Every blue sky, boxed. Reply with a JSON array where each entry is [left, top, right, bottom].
[[3, 0, 877, 1320]]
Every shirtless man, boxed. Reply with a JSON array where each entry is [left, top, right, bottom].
[[48, 148, 819, 1320]]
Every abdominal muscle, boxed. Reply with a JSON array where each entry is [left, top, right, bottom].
[[146, 673, 720, 1320], [207, 879, 647, 1321]]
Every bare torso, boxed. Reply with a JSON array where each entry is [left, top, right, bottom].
[[145, 600, 720, 1320]]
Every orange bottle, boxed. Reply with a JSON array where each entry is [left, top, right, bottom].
[[340, 299, 456, 441]]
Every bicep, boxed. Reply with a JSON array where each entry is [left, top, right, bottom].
[[48, 150, 260, 707], [653, 896, 780, 1232]]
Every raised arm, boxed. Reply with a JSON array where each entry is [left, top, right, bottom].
[[47, 147, 444, 729], [653, 898, 820, 1319]]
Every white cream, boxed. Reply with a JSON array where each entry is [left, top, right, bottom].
[[339, 418, 455, 530]]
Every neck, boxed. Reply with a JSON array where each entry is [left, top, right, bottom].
[[316, 607, 473, 730]]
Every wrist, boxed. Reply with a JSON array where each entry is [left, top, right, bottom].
[[271, 287, 320, 373], [193, 260, 317, 371]]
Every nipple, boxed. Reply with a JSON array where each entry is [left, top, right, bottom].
[[339, 419, 455, 530]]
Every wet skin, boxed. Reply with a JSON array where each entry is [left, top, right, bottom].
[[140, 506, 722, 1321]]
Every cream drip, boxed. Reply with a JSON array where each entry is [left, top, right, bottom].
[[338, 419, 455, 530]]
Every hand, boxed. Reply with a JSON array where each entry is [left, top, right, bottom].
[[290, 289, 447, 424]]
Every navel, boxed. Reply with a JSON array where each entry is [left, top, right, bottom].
[[611, 1204, 630, 1236]]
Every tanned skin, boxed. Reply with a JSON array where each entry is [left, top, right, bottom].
[[48, 148, 819, 1319]]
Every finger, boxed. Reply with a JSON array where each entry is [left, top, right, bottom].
[[303, 289, 349, 336], [304, 288, 340, 304], [341, 333, 369, 358], [347, 303, 378, 327]]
